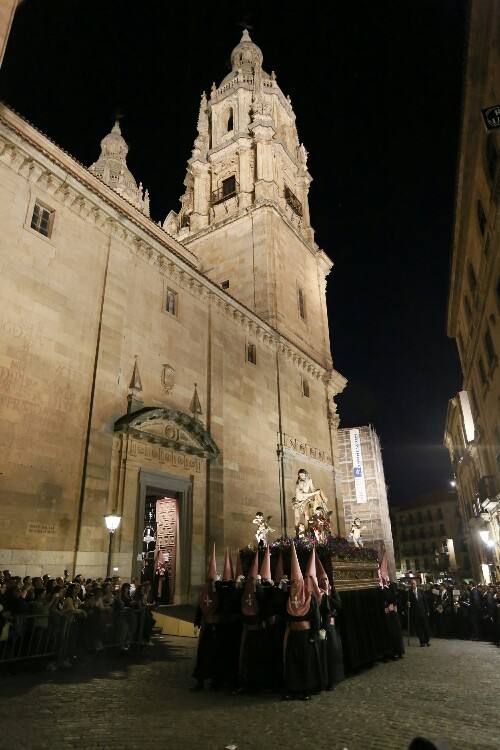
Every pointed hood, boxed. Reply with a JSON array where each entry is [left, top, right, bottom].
[[273, 551, 284, 584], [315, 550, 331, 594], [241, 551, 259, 616], [260, 545, 272, 582], [207, 542, 217, 581], [286, 543, 311, 617], [222, 548, 234, 582], [305, 547, 322, 602], [235, 550, 243, 579]]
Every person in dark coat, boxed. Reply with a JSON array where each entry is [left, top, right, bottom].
[[215, 549, 242, 690], [468, 583, 482, 640], [283, 544, 322, 701], [408, 580, 430, 647], [315, 551, 344, 688], [257, 546, 285, 691], [382, 579, 405, 659], [238, 551, 267, 692], [192, 542, 220, 690]]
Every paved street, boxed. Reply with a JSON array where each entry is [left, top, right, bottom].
[[0, 635, 499, 750]]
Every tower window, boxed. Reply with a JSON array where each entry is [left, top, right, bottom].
[[246, 342, 257, 365], [297, 286, 306, 320], [302, 378, 310, 398], [221, 280, 230, 290], [222, 175, 236, 197], [180, 214, 190, 229], [31, 201, 54, 238], [477, 200, 487, 236], [284, 185, 303, 217], [165, 288, 178, 317], [227, 108, 234, 132]]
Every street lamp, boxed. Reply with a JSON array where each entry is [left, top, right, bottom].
[[104, 514, 121, 578]]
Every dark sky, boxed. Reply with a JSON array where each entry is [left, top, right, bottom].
[[0, 0, 465, 506]]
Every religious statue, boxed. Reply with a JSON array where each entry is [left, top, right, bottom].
[[252, 512, 275, 548], [309, 506, 333, 543], [292, 469, 330, 530], [347, 517, 365, 548]]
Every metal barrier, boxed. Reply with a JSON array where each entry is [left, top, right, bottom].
[[0, 606, 150, 667]]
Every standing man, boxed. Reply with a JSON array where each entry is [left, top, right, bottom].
[[409, 579, 431, 647]]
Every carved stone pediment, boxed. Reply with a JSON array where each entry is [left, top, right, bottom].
[[114, 406, 219, 460]]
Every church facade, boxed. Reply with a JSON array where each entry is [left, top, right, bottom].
[[0, 32, 346, 601]]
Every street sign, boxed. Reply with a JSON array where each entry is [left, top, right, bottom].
[[482, 104, 500, 131]]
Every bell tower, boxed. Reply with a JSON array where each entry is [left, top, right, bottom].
[[164, 31, 333, 369]]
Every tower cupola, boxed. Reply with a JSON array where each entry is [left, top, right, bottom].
[[230, 29, 264, 73], [89, 121, 150, 216]]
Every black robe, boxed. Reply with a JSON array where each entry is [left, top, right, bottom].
[[284, 595, 322, 695], [257, 583, 287, 690], [193, 586, 220, 683], [383, 583, 405, 657], [319, 586, 344, 688], [215, 582, 242, 688]]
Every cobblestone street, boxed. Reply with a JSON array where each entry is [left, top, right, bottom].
[[0, 635, 499, 750]]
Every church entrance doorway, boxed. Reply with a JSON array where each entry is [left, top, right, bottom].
[[136, 469, 193, 604], [141, 493, 179, 604]]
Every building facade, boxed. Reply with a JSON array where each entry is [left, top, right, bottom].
[[336, 426, 396, 579], [392, 490, 470, 579], [0, 32, 346, 600], [444, 0, 500, 584]]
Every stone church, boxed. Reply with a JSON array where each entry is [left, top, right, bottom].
[[0, 30, 346, 602]]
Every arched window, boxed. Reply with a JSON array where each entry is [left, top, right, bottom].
[[180, 214, 190, 229], [227, 107, 234, 132]]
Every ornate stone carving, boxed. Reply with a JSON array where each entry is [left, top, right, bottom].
[[161, 364, 175, 394]]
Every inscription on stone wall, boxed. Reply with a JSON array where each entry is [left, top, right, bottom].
[[281, 433, 330, 464], [129, 439, 202, 473], [27, 522, 56, 536]]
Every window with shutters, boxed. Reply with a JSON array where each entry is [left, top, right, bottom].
[[31, 201, 54, 238]]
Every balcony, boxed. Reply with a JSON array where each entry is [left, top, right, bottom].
[[211, 177, 239, 206]]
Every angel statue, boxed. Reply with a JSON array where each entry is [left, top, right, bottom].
[[292, 469, 329, 529], [347, 517, 365, 548], [252, 512, 275, 548]]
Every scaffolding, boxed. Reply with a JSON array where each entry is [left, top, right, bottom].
[[337, 425, 396, 579]]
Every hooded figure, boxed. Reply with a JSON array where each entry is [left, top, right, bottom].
[[315, 549, 344, 688], [283, 543, 322, 700], [258, 545, 284, 690], [238, 551, 267, 692], [216, 547, 242, 690], [304, 547, 322, 603], [192, 543, 221, 690], [382, 575, 405, 660]]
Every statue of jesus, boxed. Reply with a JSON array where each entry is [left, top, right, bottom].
[[292, 469, 329, 529]]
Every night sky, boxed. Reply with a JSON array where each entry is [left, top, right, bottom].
[[0, 0, 466, 506]]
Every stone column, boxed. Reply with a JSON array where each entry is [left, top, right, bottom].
[[237, 139, 254, 209], [251, 121, 279, 202], [190, 160, 210, 231]]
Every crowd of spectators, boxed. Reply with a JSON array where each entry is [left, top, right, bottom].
[[0, 569, 155, 667], [396, 580, 500, 643]]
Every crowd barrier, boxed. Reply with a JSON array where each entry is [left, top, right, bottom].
[[0, 607, 147, 667]]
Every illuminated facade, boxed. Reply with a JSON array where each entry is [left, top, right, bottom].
[[0, 31, 346, 593], [444, 1, 500, 584]]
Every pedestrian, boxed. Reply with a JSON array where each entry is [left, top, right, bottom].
[[408, 579, 430, 647]]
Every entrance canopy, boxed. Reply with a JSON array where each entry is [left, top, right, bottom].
[[114, 406, 219, 460]]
